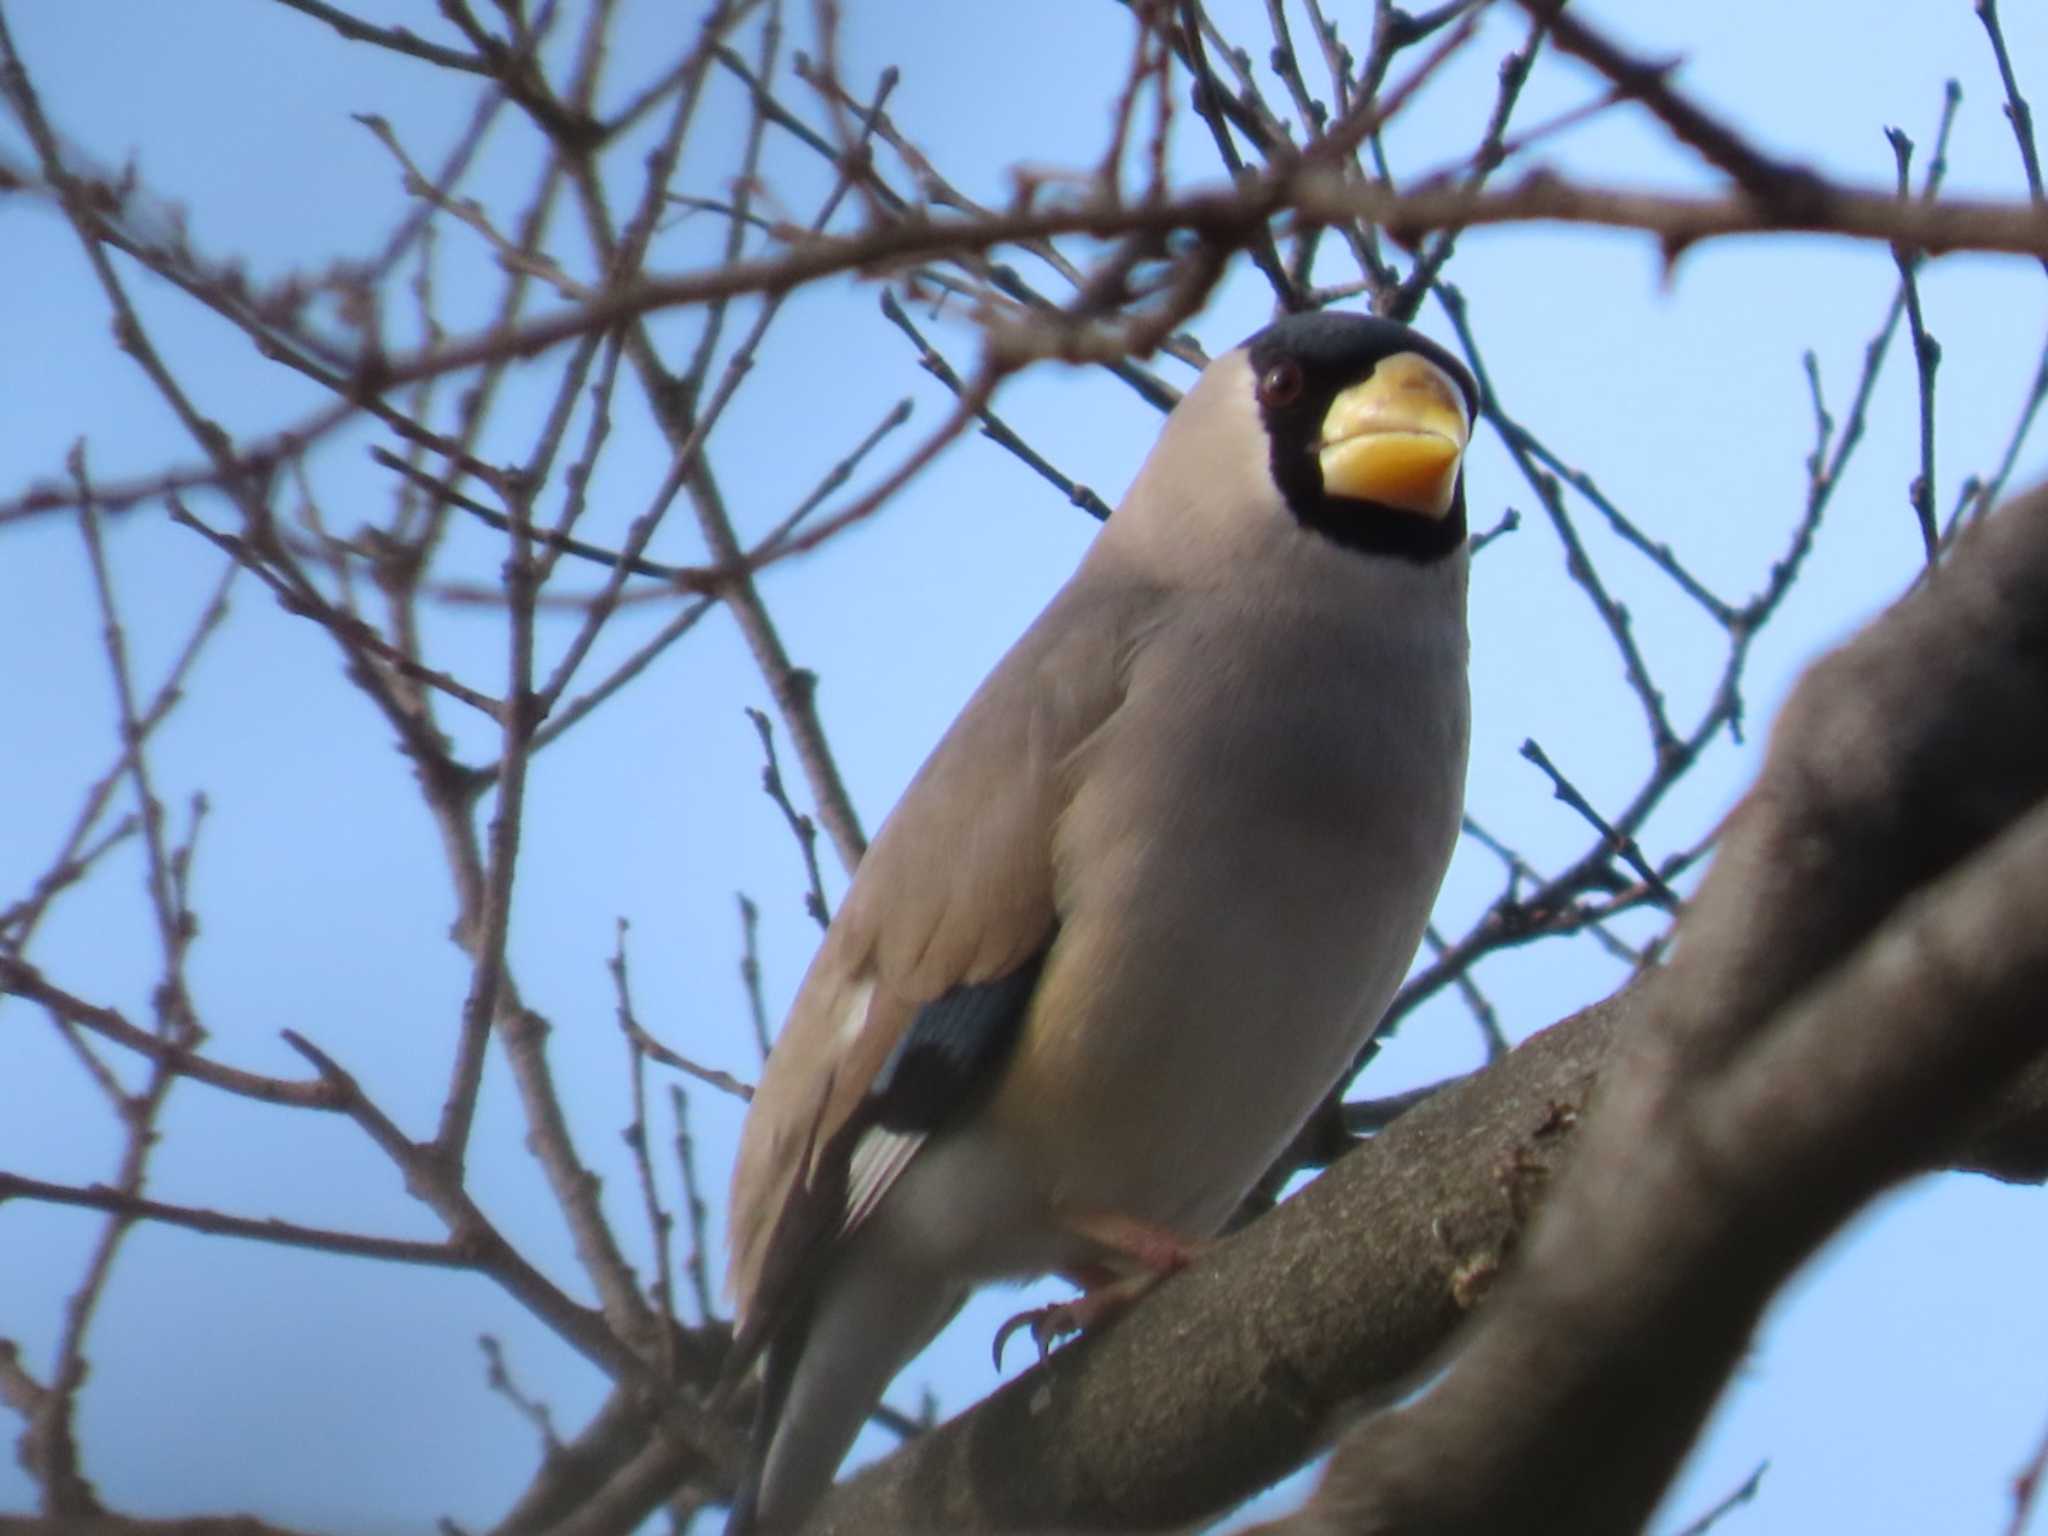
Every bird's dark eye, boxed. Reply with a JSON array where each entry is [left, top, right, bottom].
[[1257, 360, 1304, 408]]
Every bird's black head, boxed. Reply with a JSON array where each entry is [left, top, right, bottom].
[[1244, 312, 1478, 563]]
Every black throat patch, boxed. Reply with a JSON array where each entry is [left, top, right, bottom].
[[1246, 313, 1475, 565]]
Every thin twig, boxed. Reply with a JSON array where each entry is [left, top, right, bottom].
[[670, 1085, 719, 1323], [1520, 739, 1678, 908], [2008, 1415, 2048, 1536], [266, 0, 489, 73], [1423, 925, 1511, 1060], [0, 957, 338, 1108], [0, 1173, 470, 1268], [1386, 6, 1549, 321], [479, 1334, 564, 1453], [609, 920, 680, 1384], [737, 892, 774, 1060], [879, 289, 1112, 521], [621, 1024, 755, 1104], [1670, 1461, 1769, 1536], [1887, 122, 1943, 565], [1975, 0, 2047, 269], [747, 707, 832, 931], [281, 1027, 650, 1382]]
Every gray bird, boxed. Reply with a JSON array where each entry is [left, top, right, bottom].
[[723, 310, 1476, 1533]]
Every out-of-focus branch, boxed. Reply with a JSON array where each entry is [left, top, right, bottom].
[[1977, 0, 2046, 215], [17, 464, 208, 1520], [267, 0, 491, 74], [1512, 0, 1815, 207], [609, 924, 680, 1383], [0, 166, 2029, 507], [549, 10, 877, 875], [479, 1333, 563, 1456], [275, 1028, 650, 1384], [747, 708, 832, 932], [272, 177, 2048, 401], [0, 1515, 315, 1536], [879, 289, 1114, 522], [0, 1173, 467, 1268], [0, 557, 231, 957], [671, 1084, 721, 1323], [0, 962, 331, 1105], [1385, 5, 1549, 320], [1887, 112, 1951, 564], [1668, 1463, 1769, 1536]]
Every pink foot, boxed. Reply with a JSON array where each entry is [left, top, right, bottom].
[[990, 1213, 1205, 1369]]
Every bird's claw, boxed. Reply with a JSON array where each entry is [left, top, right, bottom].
[[991, 1301, 1086, 1371], [989, 1223, 1207, 1371]]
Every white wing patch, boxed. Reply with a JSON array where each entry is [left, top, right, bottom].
[[842, 1124, 924, 1235], [835, 976, 877, 1051], [824, 974, 924, 1233]]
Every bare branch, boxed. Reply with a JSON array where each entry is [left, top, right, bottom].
[[746, 707, 832, 932], [278, 1029, 647, 1383], [1518, 738, 1677, 908], [0, 958, 338, 1108], [609, 921, 680, 1381], [1668, 1463, 1769, 1536], [670, 1085, 720, 1324], [878, 289, 1111, 521], [1975, 0, 2047, 237], [0, 1173, 466, 1268], [267, 0, 490, 73], [479, 1333, 563, 1455]]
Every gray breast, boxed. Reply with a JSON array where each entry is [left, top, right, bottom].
[[1019, 570, 1468, 1234]]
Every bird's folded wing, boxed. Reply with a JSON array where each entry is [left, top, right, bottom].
[[725, 576, 1151, 1343]]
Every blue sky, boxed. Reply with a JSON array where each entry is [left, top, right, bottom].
[[4, 2, 2048, 1531]]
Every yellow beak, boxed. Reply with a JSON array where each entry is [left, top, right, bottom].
[[1317, 351, 1472, 519]]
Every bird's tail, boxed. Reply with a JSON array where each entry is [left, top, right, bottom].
[[725, 1245, 961, 1534], [722, 1322, 800, 1536]]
